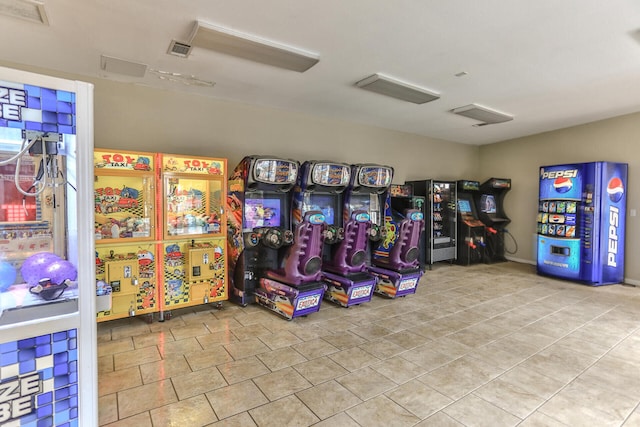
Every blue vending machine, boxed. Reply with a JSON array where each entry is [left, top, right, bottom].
[[537, 162, 627, 285]]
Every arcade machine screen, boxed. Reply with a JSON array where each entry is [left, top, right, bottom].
[[243, 195, 284, 231], [348, 193, 380, 225], [303, 193, 339, 225], [458, 197, 475, 221], [480, 194, 497, 215]]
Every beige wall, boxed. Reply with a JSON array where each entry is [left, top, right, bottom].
[[478, 112, 640, 284], [92, 79, 479, 182]]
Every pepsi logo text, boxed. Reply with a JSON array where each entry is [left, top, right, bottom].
[[541, 169, 578, 180]]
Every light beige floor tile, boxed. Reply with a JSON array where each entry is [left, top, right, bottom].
[[291, 337, 339, 359], [223, 337, 271, 359], [117, 378, 178, 419], [346, 395, 421, 426], [624, 409, 640, 427], [253, 366, 312, 401], [258, 329, 303, 350], [310, 412, 360, 427], [328, 346, 380, 371], [336, 366, 397, 400], [443, 394, 521, 427], [205, 380, 268, 420], [231, 323, 272, 341], [217, 355, 270, 384], [98, 354, 114, 374], [292, 355, 349, 385], [205, 412, 257, 426], [386, 379, 453, 419], [384, 330, 430, 349], [102, 411, 152, 427], [496, 366, 565, 400], [517, 342, 598, 383], [139, 354, 191, 383], [185, 346, 233, 371], [99, 393, 118, 425], [579, 355, 640, 396], [399, 344, 457, 371], [370, 355, 427, 385], [171, 365, 227, 400], [248, 395, 320, 427], [158, 337, 204, 356], [113, 346, 161, 370], [539, 378, 638, 426], [296, 379, 362, 420], [473, 378, 546, 419], [202, 316, 244, 332], [418, 355, 503, 400], [256, 346, 307, 371], [111, 321, 152, 341], [414, 411, 465, 426], [132, 330, 174, 349], [320, 331, 367, 350], [170, 323, 211, 340], [197, 330, 238, 348], [98, 366, 142, 396], [150, 394, 217, 427], [358, 337, 405, 359], [519, 411, 571, 427], [98, 337, 134, 357], [348, 323, 393, 340]]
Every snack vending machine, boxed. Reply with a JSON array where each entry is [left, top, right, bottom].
[[158, 154, 227, 318], [94, 149, 158, 321], [407, 180, 457, 268], [537, 162, 627, 285], [0, 67, 97, 425]]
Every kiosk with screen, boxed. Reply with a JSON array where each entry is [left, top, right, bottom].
[[456, 181, 486, 265], [476, 178, 511, 263]]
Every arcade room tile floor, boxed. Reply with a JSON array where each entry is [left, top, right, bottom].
[[97, 262, 640, 427]]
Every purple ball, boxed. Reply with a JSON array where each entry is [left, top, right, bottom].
[[44, 259, 78, 285], [21, 252, 62, 285]]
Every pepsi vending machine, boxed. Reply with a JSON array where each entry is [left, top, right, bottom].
[[537, 162, 627, 285]]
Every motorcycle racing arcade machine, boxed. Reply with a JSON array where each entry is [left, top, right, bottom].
[[321, 164, 394, 306], [369, 182, 425, 299], [227, 156, 325, 319]]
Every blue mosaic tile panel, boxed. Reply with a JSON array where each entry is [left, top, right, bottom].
[[0, 81, 76, 135], [0, 329, 79, 426]]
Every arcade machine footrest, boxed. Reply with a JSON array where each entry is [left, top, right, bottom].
[[322, 271, 377, 308], [254, 278, 325, 320], [368, 266, 422, 299]]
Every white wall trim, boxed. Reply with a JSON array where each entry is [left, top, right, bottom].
[[505, 256, 535, 265]]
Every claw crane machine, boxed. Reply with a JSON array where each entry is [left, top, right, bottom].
[[0, 67, 97, 425], [94, 149, 159, 321], [157, 153, 227, 320]]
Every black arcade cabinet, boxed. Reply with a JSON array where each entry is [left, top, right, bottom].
[[456, 180, 486, 265], [475, 178, 511, 262]]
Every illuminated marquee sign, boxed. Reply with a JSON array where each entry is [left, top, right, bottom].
[[0, 86, 27, 121], [0, 373, 41, 423]]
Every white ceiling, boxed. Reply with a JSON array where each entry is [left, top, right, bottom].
[[2, 0, 640, 145]]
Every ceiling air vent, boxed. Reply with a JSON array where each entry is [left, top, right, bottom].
[[450, 104, 513, 126], [355, 74, 440, 104], [168, 40, 192, 58]]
